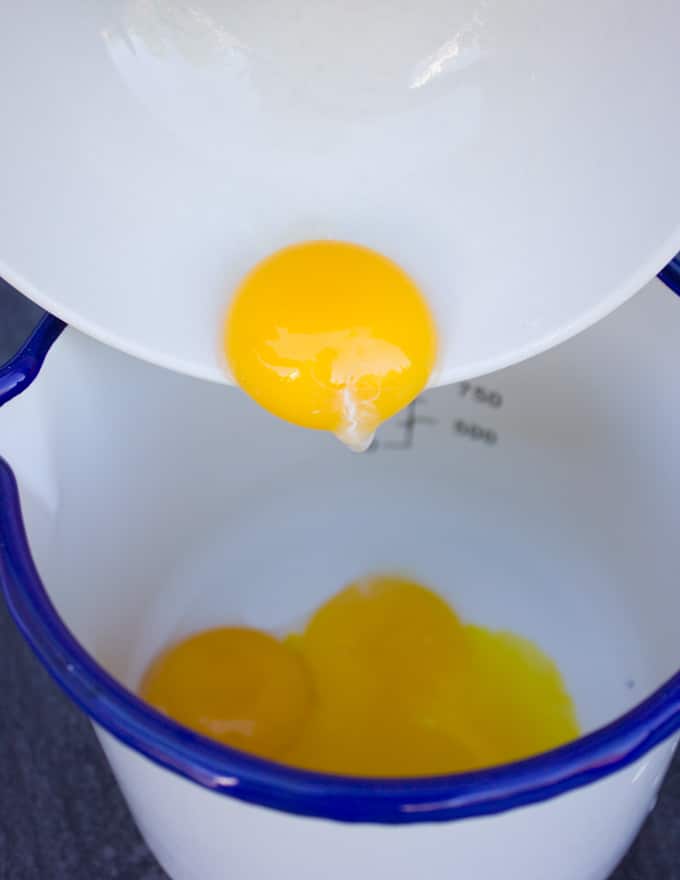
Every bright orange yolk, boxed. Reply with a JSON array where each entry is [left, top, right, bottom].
[[224, 241, 438, 451], [139, 627, 312, 759], [140, 579, 579, 776], [285, 577, 578, 775], [284, 576, 477, 776]]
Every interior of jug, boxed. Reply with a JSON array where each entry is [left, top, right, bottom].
[[1, 278, 678, 755]]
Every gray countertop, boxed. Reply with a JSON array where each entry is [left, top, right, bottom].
[[0, 277, 678, 879]]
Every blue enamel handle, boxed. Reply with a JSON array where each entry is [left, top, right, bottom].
[[659, 254, 680, 296], [0, 314, 65, 409]]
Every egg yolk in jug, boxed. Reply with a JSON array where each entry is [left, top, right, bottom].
[[224, 241, 437, 452], [140, 627, 312, 759], [140, 577, 579, 775]]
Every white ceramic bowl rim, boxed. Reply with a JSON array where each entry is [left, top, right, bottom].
[[1, 266, 680, 825]]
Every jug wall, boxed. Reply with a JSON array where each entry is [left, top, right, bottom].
[[96, 726, 676, 880]]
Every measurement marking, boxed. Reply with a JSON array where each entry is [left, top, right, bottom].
[[452, 418, 497, 445], [371, 397, 437, 452], [459, 381, 503, 409]]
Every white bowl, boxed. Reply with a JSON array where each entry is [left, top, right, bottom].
[[1, 272, 680, 879], [2, 1, 680, 385]]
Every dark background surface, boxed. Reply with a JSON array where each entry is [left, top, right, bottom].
[[1, 277, 679, 879]]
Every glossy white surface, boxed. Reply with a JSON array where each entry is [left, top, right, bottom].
[[1, 278, 680, 877], [98, 728, 677, 880], [1, 2, 680, 384]]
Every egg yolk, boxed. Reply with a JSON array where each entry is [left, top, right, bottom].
[[139, 627, 312, 759], [284, 576, 478, 776], [140, 578, 579, 776], [224, 241, 437, 451], [285, 577, 578, 775]]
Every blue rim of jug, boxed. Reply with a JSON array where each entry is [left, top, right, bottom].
[[1, 262, 680, 825]]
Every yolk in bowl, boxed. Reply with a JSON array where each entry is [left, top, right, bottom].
[[224, 241, 438, 451], [140, 627, 312, 759], [140, 577, 579, 775]]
